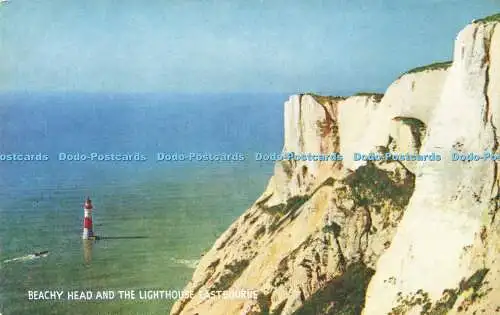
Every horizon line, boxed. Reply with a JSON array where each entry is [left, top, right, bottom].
[[0, 89, 384, 98]]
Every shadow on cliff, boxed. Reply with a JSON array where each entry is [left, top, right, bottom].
[[291, 262, 375, 315], [260, 177, 336, 233]]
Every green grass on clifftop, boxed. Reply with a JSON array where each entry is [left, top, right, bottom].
[[474, 13, 500, 24], [354, 92, 384, 102], [403, 61, 452, 77], [304, 93, 347, 105]]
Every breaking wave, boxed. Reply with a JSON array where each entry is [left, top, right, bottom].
[[169, 257, 199, 269], [2, 252, 49, 265]]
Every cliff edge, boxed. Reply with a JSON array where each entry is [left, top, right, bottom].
[[170, 14, 500, 315]]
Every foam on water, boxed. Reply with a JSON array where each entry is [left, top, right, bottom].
[[3, 252, 49, 264], [169, 258, 200, 269]]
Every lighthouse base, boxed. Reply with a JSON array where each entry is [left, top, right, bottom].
[[82, 226, 94, 240]]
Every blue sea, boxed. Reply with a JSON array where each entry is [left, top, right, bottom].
[[0, 93, 284, 314]]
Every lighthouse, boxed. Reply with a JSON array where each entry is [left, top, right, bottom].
[[82, 197, 95, 240]]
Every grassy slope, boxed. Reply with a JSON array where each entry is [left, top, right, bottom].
[[474, 13, 500, 24]]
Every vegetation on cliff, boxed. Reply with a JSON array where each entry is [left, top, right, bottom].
[[400, 61, 452, 78], [474, 13, 500, 24], [344, 162, 415, 221], [354, 92, 384, 102], [389, 268, 490, 315], [304, 93, 347, 106], [292, 262, 375, 315]]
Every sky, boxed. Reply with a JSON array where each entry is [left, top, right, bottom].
[[0, 0, 498, 95]]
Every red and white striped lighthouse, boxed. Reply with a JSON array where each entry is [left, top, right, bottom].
[[82, 197, 94, 240]]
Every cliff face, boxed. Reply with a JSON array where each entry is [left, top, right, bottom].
[[363, 18, 500, 315], [171, 16, 500, 315]]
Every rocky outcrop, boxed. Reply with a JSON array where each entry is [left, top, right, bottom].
[[171, 14, 500, 315]]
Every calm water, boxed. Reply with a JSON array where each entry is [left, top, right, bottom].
[[0, 93, 284, 314]]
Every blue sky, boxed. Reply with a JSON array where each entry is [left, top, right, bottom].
[[0, 0, 498, 94]]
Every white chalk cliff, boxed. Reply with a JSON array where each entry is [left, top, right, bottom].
[[171, 14, 500, 315]]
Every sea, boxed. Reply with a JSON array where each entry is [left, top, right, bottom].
[[0, 92, 285, 314]]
